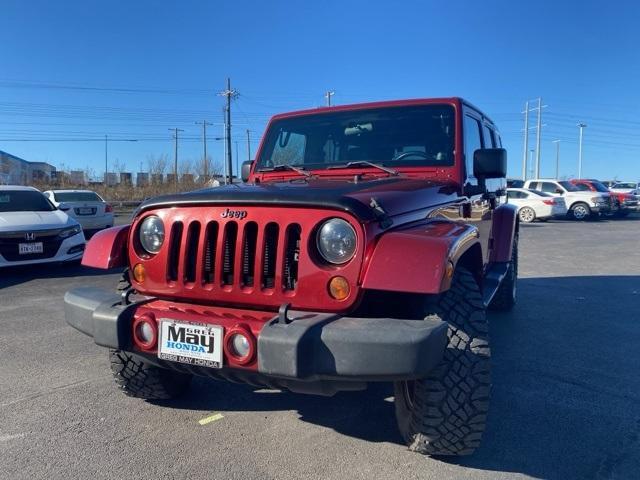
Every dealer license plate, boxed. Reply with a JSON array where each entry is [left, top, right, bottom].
[[158, 320, 223, 368], [76, 207, 95, 215], [18, 242, 44, 255]]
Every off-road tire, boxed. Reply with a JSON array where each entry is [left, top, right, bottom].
[[570, 202, 591, 221], [488, 234, 518, 311], [394, 268, 491, 456], [109, 349, 192, 400], [518, 207, 536, 223]]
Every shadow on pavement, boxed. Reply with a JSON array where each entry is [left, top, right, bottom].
[[153, 275, 640, 479], [0, 262, 121, 289]]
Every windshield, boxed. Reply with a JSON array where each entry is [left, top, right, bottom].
[[256, 105, 455, 171], [54, 191, 102, 202], [558, 181, 580, 192], [613, 182, 637, 189], [0, 190, 56, 212]]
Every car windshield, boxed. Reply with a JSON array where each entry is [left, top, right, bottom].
[[0, 190, 56, 212], [590, 182, 610, 193], [54, 191, 102, 202], [613, 182, 637, 189], [558, 181, 580, 192], [256, 105, 455, 171]]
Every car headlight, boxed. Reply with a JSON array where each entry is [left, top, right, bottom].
[[139, 215, 165, 254], [316, 218, 357, 264], [58, 224, 82, 239]]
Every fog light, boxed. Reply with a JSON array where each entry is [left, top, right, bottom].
[[133, 263, 146, 283], [137, 322, 154, 343], [132, 315, 157, 350], [328, 276, 350, 300], [230, 333, 250, 358]]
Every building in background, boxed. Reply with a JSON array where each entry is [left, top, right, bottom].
[[120, 172, 132, 185], [105, 172, 119, 186], [136, 172, 149, 186], [69, 170, 87, 186], [0, 150, 56, 185]]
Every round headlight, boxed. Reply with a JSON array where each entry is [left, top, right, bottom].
[[316, 218, 357, 264], [139, 215, 165, 254]]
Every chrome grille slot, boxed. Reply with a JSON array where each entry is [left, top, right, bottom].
[[283, 224, 301, 291], [241, 222, 258, 287], [222, 222, 238, 286], [184, 222, 201, 283], [202, 221, 219, 284], [262, 223, 279, 289], [167, 222, 183, 282]]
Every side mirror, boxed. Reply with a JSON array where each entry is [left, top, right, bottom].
[[58, 203, 71, 212], [241, 160, 253, 182], [473, 148, 507, 179], [555, 189, 564, 195]]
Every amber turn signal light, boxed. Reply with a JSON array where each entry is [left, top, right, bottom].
[[328, 276, 350, 300], [133, 263, 146, 283]]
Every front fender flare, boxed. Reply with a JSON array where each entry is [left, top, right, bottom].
[[81, 225, 130, 269], [489, 204, 518, 263], [361, 221, 481, 294]]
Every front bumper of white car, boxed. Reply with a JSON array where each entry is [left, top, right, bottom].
[[0, 231, 86, 267]]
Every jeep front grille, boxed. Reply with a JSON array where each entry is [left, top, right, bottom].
[[165, 218, 301, 293]]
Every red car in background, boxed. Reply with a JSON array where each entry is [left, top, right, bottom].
[[570, 179, 639, 216]]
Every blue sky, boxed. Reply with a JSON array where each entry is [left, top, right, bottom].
[[1, 0, 639, 181]]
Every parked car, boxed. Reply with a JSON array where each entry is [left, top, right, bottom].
[[64, 97, 519, 457], [570, 179, 639, 216], [506, 188, 567, 222], [523, 179, 610, 220], [43, 189, 114, 234], [0, 186, 85, 267], [610, 182, 639, 195]]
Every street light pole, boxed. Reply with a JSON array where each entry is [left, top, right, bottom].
[[552, 140, 561, 178], [104, 134, 108, 186], [577, 123, 587, 178], [522, 101, 529, 180]]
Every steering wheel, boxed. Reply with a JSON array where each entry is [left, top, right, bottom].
[[391, 150, 431, 162]]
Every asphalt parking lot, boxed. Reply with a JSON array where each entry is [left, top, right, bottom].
[[1, 215, 639, 480]]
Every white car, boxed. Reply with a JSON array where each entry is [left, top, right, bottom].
[[610, 182, 639, 195], [43, 189, 114, 233], [523, 179, 610, 220], [507, 188, 567, 223], [0, 186, 85, 267]]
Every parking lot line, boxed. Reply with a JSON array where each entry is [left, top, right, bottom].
[[198, 413, 224, 425]]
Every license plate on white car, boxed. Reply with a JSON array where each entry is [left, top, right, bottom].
[[158, 320, 223, 368], [18, 242, 43, 255]]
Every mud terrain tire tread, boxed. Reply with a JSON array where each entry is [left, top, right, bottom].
[[394, 267, 491, 456], [109, 349, 192, 400]]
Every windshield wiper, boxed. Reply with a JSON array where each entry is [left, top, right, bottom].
[[327, 161, 398, 176], [257, 164, 313, 177]]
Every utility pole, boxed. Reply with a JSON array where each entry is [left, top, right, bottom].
[[325, 90, 335, 107], [552, 140, 561, 178], [104, 134, 108, 186], [531, 98, 547, 178], [218, 78, 239, 184], [529, 149, 535, 180], [234, 141, 239, 180], [169, 128, 184, 193], [195, 120, 213, 182], [246, 129, 251, 161], [577, 123, 587, 178], [522, 101, 529, 180]]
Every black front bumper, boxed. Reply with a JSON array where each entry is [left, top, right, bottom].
[[64, 287, 448, 393]]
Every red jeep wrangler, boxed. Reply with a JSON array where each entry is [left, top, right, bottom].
[[65, 98, 518, 456]]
